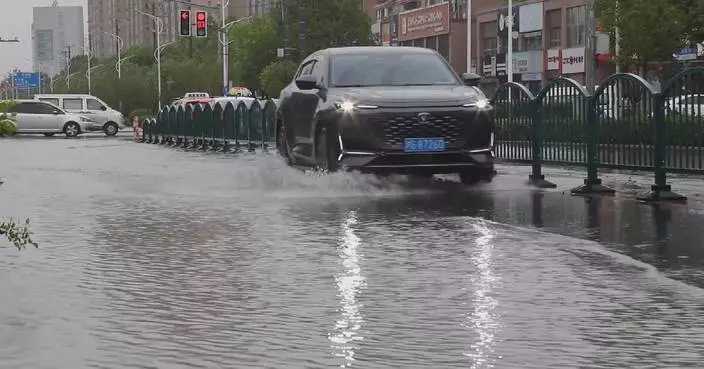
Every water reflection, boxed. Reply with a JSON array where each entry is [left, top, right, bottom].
[[329, 210, 366, 367], [465, 221, 501, 368]]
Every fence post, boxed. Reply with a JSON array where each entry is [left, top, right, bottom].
[[527, 97, 556, 188], [636, 92, 686, 202], [571, 94, 614, 195]]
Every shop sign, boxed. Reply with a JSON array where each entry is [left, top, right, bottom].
[[546, 48, 561, 71], [512, 51, 541, 74], [398, 2, 450, 42], [561, 47, 585, 74]]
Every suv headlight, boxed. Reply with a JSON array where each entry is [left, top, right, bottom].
[[463, 98, 491, 109], [334, 101, 378, 112]]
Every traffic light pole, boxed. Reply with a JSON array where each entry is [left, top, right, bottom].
[[221, 0, 228, 96]]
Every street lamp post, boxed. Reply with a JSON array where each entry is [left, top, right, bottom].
[[86, 65, 103, 94], [219, 15, 252, 96], [71, 43, 92, 94], [135, 9, 164, 110], [103, 31, 123, 79]]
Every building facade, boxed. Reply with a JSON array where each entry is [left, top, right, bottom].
[[88, 0, 232, 59], [368, 0, 614, 94], [32, 5, 85, 76]]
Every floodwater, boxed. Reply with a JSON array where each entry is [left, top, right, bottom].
[[1, 135, 704, 368]]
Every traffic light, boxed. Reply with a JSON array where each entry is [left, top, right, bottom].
[[195, 11, 207, 37], [179, 10, 191, 36]]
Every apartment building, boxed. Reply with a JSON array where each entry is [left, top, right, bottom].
[[31, 5, 85, 76], [368, 0, 614, 92], [88, 0, 229, 59]]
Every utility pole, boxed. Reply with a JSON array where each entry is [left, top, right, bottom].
[[507, 0, 514, 83], [614, 0, 620, 73], [221, 0, 228, 96], [189, 0, 193, 58], [585, 0, 597, 94], [466, 0, 472, 73]]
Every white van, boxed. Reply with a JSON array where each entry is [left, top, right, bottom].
[[33, 94, 126, 136]]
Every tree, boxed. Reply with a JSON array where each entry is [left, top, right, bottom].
[[1, 219, 37, 250], [596, 0, 691, 71], [228, 15, 280, 93], [274, 0, 374, 61], [259, 60, 298, 98]]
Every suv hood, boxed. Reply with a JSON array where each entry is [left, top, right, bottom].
[[332, 85, 482, 108]]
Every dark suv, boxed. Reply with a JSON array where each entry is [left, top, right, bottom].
[[276, 46, 495, 185]]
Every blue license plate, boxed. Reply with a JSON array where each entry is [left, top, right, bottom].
[[403, 137, 445, 152]]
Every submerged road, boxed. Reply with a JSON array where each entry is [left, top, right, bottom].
[[1, 135, 704, 368]]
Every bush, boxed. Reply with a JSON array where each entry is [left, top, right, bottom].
[[1, 219, 37, 250], [0, 100, 16, 134], [0, 119, 16, 135]]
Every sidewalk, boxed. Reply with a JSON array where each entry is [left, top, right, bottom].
[[495, 162, 704, 205]]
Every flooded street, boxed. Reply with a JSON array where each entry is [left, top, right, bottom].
[[2, 136, 704, 368]]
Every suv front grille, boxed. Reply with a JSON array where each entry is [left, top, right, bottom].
[[379, 113, 466, 146]]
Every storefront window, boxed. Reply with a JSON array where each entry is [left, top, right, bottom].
[[546, 9, 561, 48], [521, 32, 542, 51], [451, 0, 467, 20], [426, 36, 437, 52], [438, 34, 450, 61], [567, 5, 586, 47]]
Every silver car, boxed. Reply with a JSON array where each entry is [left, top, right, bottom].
[[3, 99, 99, 137]]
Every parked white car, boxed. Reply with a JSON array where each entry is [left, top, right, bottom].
[[666, 94, 704, 117], [33, 94, 126, 136], [3, 99, 99, 137]]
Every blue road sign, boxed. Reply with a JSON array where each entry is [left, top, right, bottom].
[[12, 72, 40, 88]]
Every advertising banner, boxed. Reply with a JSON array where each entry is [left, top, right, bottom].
[[398, 2, 450, 42]]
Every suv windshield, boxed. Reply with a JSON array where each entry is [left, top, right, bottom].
[[330, 51, 460, 87]]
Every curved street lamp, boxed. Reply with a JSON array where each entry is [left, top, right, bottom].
[[135, 9, 165, 111]]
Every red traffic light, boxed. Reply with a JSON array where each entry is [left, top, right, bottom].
[[179, 10, 191, 36], [195, 11, 207, 37]]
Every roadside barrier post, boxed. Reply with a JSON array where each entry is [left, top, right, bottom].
[[571, 92, 614, 195], [636, 91, 687, 201], [528, 97, 556, 188]]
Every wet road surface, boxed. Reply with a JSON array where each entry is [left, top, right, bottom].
[[2, 135, 704, 368]]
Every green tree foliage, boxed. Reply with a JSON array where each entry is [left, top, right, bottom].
[[0, 219, 37, 250], [259, 60, 298, 98], [596, 0, 700, 69], [274, 0, 374, 60], [228, 16, 280, 93]]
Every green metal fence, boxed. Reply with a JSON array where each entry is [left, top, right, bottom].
[[492, 67, 704, 202], [139, 99, 278, 153]]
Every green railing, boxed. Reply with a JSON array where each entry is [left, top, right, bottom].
[[139, 99, 278, 153], [493, 67, 704, 202]]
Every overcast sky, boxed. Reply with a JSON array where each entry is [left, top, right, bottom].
[[1, 0, 87, 74]]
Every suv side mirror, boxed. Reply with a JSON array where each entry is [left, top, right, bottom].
[[100, 106, 107, 111], [295, 74, 320, 90], [461, 72, 482, 87], [52, 109, 60, 115]]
